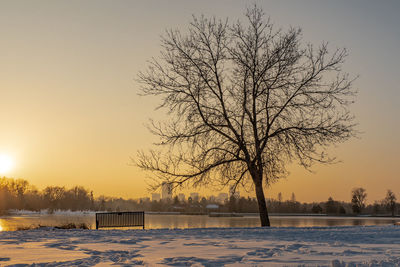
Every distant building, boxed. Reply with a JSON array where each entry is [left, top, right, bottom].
[[206, 204, 219, 210], [178, 193, 186, 202], [152, 193, 161, 202], [161, 182, 172, 200], [217, 193, 228, 203], [190, 192, 199, 202], [229, 185, 240, 199]]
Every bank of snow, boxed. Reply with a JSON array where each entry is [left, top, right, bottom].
[[1, 225, 399, 266], [7, 209, 96, 216]]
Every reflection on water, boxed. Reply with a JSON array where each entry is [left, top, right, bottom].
[[146, 215, 399, 229], [0, 213, 398, 231]]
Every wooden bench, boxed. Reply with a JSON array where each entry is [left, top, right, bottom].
[[95, 211, 145, 229]]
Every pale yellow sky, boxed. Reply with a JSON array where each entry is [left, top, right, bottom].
[[0, 0, 399, 203]]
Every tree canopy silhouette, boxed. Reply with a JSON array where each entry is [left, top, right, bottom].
[[136, 5, 357, 226], [351, 187, 367, 214]]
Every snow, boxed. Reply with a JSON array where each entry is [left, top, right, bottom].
[[0, 225, 399, 266]]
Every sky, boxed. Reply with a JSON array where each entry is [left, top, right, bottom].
[[0, 0, 399, 203]]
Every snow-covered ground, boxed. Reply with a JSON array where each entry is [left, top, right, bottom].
[[0, 225, 399, 266]]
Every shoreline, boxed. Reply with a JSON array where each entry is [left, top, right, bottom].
[[3, 209, 400, 218]]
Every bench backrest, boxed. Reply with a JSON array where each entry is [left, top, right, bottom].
[[95, 211, 145, 229]]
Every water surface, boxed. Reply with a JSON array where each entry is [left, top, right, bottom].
[[0, 213, 398, 231]]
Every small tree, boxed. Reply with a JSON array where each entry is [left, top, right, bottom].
[[325, 197, 337, 214], [43, 186, 66, 212], [136, 5, 357, 226], [384, 190, 396, 217], [351, 187, 367, 214], [173, 195, 180, 205], [228, 195, 237, 212], [311, 204, 323, 214]]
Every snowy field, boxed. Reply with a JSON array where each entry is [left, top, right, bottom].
[[0, 225, 399, 266]]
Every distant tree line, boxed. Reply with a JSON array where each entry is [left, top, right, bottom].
[[0, 177, 95, 213], [0, 177, 398, 216]]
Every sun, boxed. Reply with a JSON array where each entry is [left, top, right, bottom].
[[0, 154, 14, 174]]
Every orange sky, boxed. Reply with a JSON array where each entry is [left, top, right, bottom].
[[0, 1, 399, 203]]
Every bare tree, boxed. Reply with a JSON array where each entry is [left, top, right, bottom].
[[384, 190, 397, 217], [136, 6, 357, 226], [351, 187, 367, 214]]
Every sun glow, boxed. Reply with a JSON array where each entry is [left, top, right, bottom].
[[0, 154, 14, 174]]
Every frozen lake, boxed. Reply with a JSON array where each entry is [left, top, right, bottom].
[[0, 212, 399, 231]]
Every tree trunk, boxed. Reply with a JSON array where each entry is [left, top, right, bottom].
[[254, 180, 271, 227]]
